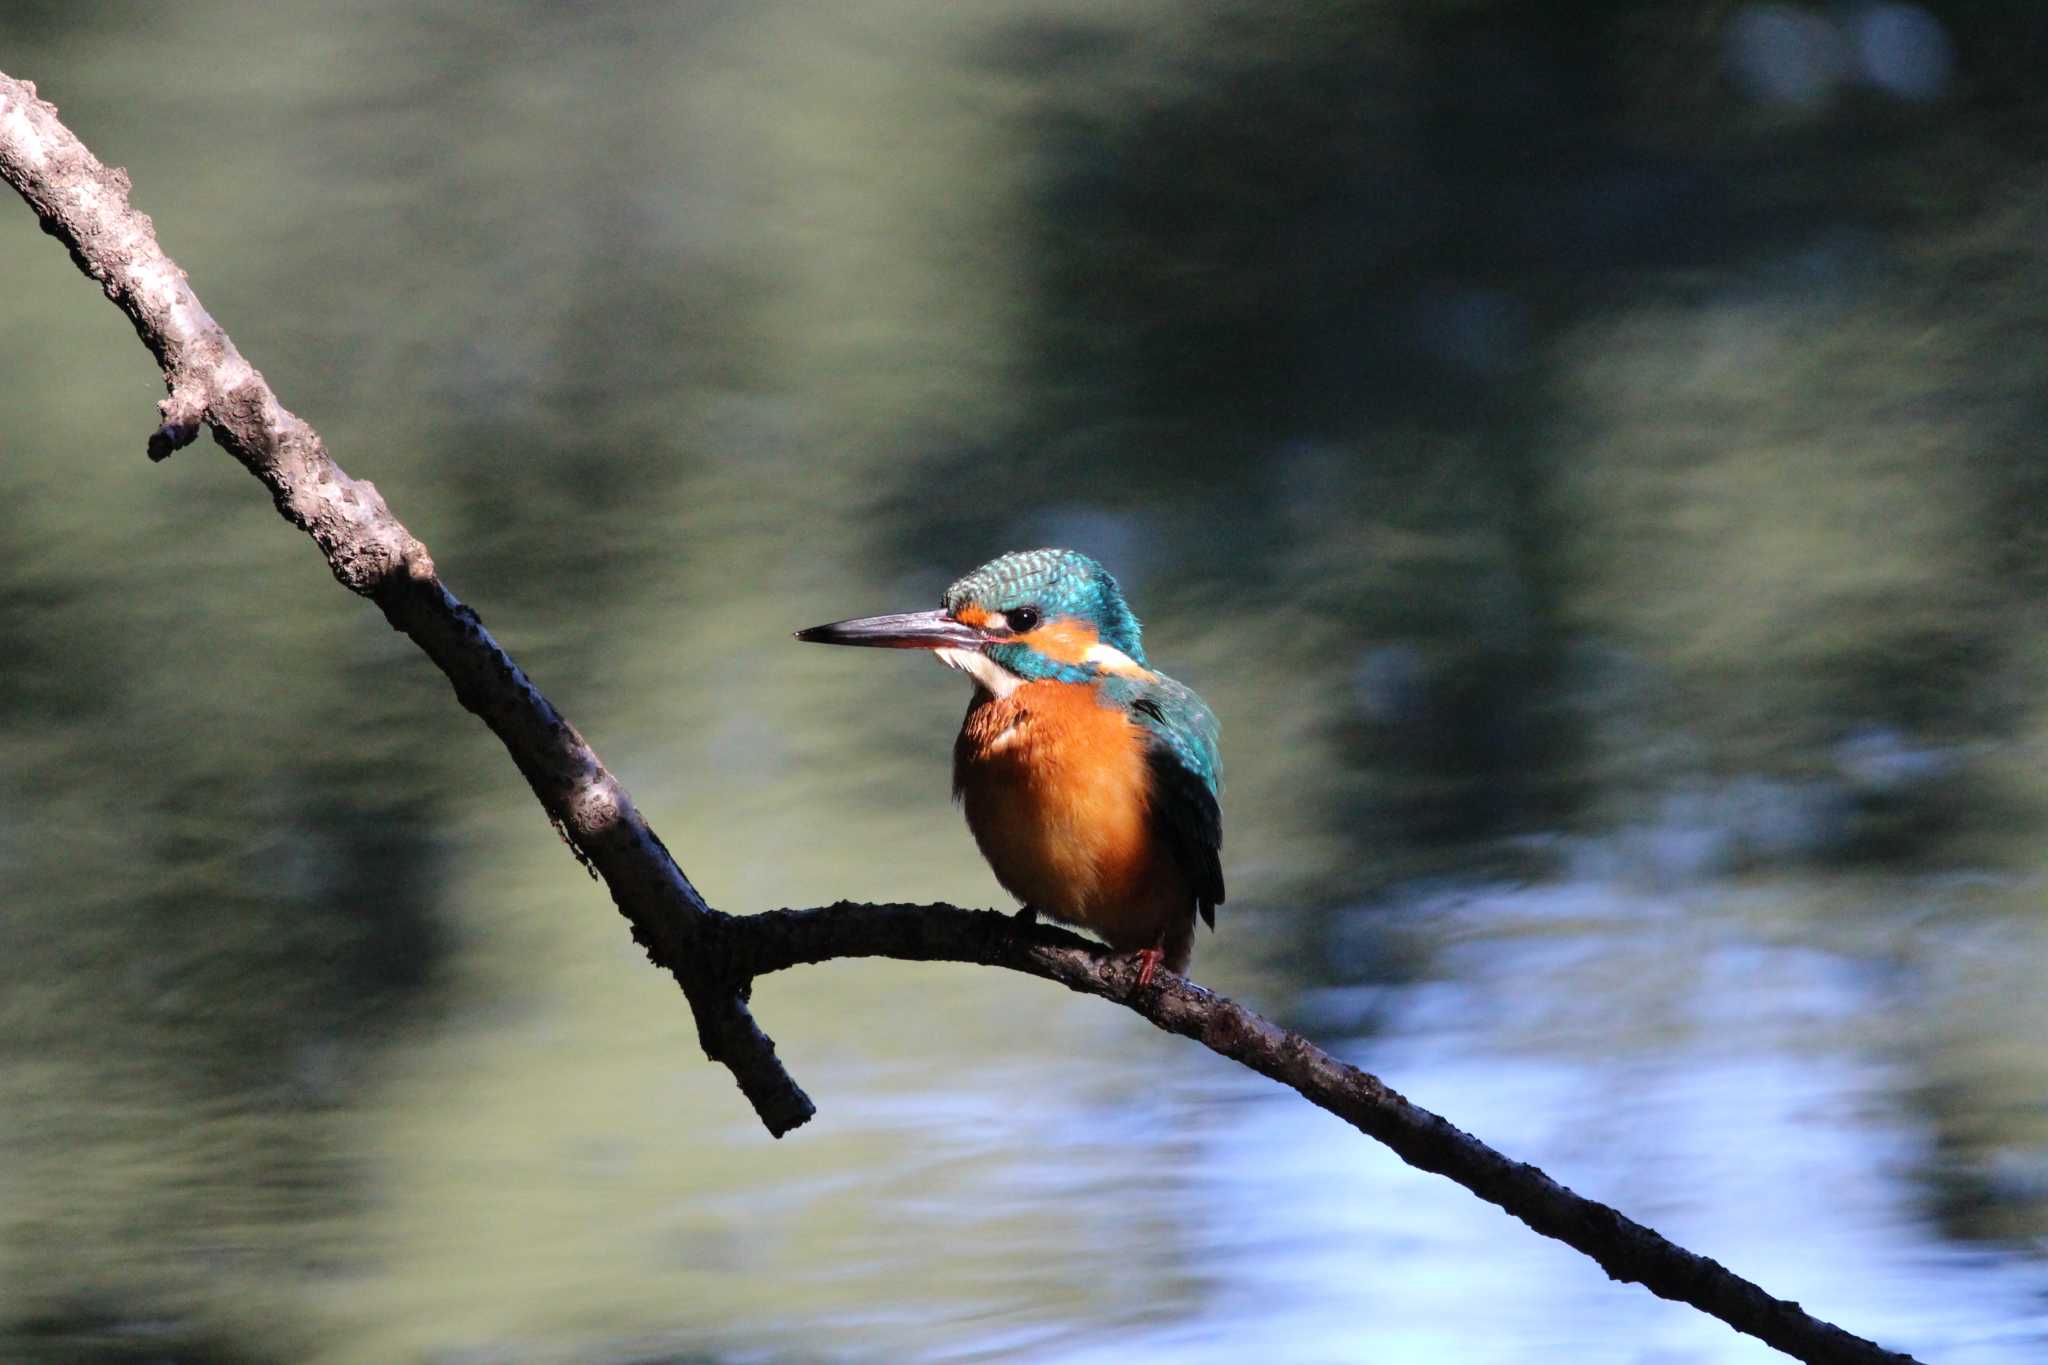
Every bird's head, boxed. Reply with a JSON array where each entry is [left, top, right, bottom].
[[796, 548, 1153, 696]]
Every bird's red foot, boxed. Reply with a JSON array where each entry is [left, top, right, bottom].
[[1134, 947, 1164, 988]]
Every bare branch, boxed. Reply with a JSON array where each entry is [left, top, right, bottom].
[[720, 902, 1919, 1365], [0, 71, 1922, 1365], [0, 69, 815, 1137]]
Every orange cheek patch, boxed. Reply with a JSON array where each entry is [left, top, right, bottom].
[[954, 603, 992, 628], [1016, 619, 1100, 664]]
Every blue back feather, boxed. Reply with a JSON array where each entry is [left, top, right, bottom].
[[1103, 672, 1221, 795]]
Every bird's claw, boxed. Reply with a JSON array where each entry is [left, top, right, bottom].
[[1134, 947, 1164, 989]]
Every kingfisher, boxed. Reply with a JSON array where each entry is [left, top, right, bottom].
[[796, 548, 1223, 985]]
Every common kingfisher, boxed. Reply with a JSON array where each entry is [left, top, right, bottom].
[[797, 548, 1223, 986]]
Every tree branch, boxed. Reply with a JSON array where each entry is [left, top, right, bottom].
[[722, 902, 1919, 1365], [0, 70, 814, 1137], [0, 71, 1921, 1365]]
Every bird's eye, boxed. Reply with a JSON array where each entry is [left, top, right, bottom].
[[1006, 606, 1041, 633]]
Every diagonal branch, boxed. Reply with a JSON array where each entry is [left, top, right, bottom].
[[0, 70, 814, 1138], [0, 71, 1920, 1365], [719, 902, 1919, 1365]]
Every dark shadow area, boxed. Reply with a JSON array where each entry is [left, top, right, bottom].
[[2, 1301, 280, 1365]]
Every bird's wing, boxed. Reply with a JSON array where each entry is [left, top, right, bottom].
[[1125, 675, 1225, 927]]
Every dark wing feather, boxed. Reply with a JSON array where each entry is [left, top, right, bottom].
[[1131, 694, 1225, 928]]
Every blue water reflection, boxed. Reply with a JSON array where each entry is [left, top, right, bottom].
[[882, 867, 2048, 1363]]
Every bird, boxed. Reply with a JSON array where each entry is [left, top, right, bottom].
[[796, 548, 1223, 986]]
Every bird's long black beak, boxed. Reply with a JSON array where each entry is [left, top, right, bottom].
[[794, 608, 990, 651]]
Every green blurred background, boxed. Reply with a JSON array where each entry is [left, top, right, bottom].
[[5, 2, 2048, 1361]]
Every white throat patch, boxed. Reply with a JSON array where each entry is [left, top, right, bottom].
[[933, 647, 1021, 698]]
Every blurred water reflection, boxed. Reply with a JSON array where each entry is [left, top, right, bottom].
[[6, 2, 2048, 1362]]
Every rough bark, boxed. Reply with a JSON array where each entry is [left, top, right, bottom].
[[0, 71, 812, 1137], [0, 71, 1920, 1365]]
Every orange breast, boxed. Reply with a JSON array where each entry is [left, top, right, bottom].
[[953, 680, 1188, 954]]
